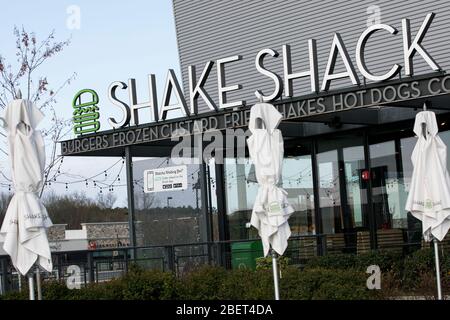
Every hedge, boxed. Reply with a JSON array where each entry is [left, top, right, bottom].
[[1, 248, 448, 300], [0, 265, 376, 300], [305, 248, 450, 295]]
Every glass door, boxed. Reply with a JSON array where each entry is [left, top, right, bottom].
[[369, 137, 408, 252], [316, 134, 369, 253]]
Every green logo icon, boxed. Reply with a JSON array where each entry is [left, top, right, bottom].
[[268, 201, 282, 214], [425, 199, 433, 210], [72, 89, 100, 135]]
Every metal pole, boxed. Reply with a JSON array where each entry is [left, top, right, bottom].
[[125, 146, 137, 259], [310, 140, 324, 255], [215, 161, 229, 268], [433, 238, 443, 300], [28, 272, 35, 300], [271, 248, 280, 300], [36, 267, 42, 300], [87, 251, 95, 283], [0, 258, 8, 294]]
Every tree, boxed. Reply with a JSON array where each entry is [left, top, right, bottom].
[[0, 27, 76, 197], [43, 191, 127, 229], [134, 190, 158, 211], [97, 192, 118, 209]]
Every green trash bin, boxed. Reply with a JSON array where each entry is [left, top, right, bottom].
[[231, 241, 264, 270]]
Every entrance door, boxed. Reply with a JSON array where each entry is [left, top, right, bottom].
[[369, 138, 409, 252], [316, 134, 370, 253]]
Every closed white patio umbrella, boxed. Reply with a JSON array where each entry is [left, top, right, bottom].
[[405, 104, 450, 300], [0, 93, 53, 300], [247, 101, 294, 300]]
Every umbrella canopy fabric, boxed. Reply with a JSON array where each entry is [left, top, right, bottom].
[[0, 99, 52, 275], [247, 102, 294, 256], [405, 111, 450, 242]]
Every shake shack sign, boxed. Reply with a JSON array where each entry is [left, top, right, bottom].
[[61, 73, 450, 155], [62, 12, 449, 155]]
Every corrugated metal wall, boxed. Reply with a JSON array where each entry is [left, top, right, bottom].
[[172, 0, 450, 113]]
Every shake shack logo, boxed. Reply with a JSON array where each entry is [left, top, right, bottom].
[[413, 199, 442, 209], [267, 201, 282, 214], [24, 213, 49, 220]]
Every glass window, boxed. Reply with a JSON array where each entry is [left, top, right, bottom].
[[224, 158, 258, 240], [224, 143, 315, 240], [342, 145, 367, 229], [400, 135, 422, 246], [316, 135, 368, 235], [317, 149, 340, 234], [281, 145, 315, 236], [132, 157, 205, 246], [370, 141, 406, 229]]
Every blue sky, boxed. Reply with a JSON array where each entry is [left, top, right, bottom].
[[0, 1, 180, 205]]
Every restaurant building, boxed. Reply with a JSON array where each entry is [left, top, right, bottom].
[[59, 0, 450, 266]]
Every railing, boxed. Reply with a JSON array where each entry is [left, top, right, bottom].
[[0, 231, 438, 295]]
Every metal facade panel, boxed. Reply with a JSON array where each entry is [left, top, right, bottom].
[[172, 0, 450, 112]]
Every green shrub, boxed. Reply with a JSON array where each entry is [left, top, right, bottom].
[[279, 266, 314, 300], [402, 249, 434, 290], [256, 255, 290, 271], [304, 253, 358, 270], [176, 265, 227, 300], [0, 279, 79, 300], [217, 269, 273, 300], [2, 248, 448, 300], [281, 267, 377, 300], [305, 250, 403, 274], [121, 268, 177, 300], [401, 248, 450, 291], [42, 280, 75, 300], [355, 250, 403, 275], [73, 279, 125, 300], [0, 288, 28, 300], [310, 268, 377, 300]]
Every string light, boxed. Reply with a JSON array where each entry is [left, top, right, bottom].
[[0, 158, 216, 197]]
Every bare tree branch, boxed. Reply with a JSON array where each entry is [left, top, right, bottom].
[[0, 27, 73, 198]]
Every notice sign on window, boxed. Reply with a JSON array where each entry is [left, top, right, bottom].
[[144, 165, 188, 193]]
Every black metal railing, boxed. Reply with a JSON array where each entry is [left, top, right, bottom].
[[0, 231, 443, 295]]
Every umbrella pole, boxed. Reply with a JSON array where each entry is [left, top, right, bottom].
[[28, 271, 35, 300], [433, 238, 443, 300], [18, 273, 22, 291], [271, 248, 280, 300], [36, 267, 42, 300]]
